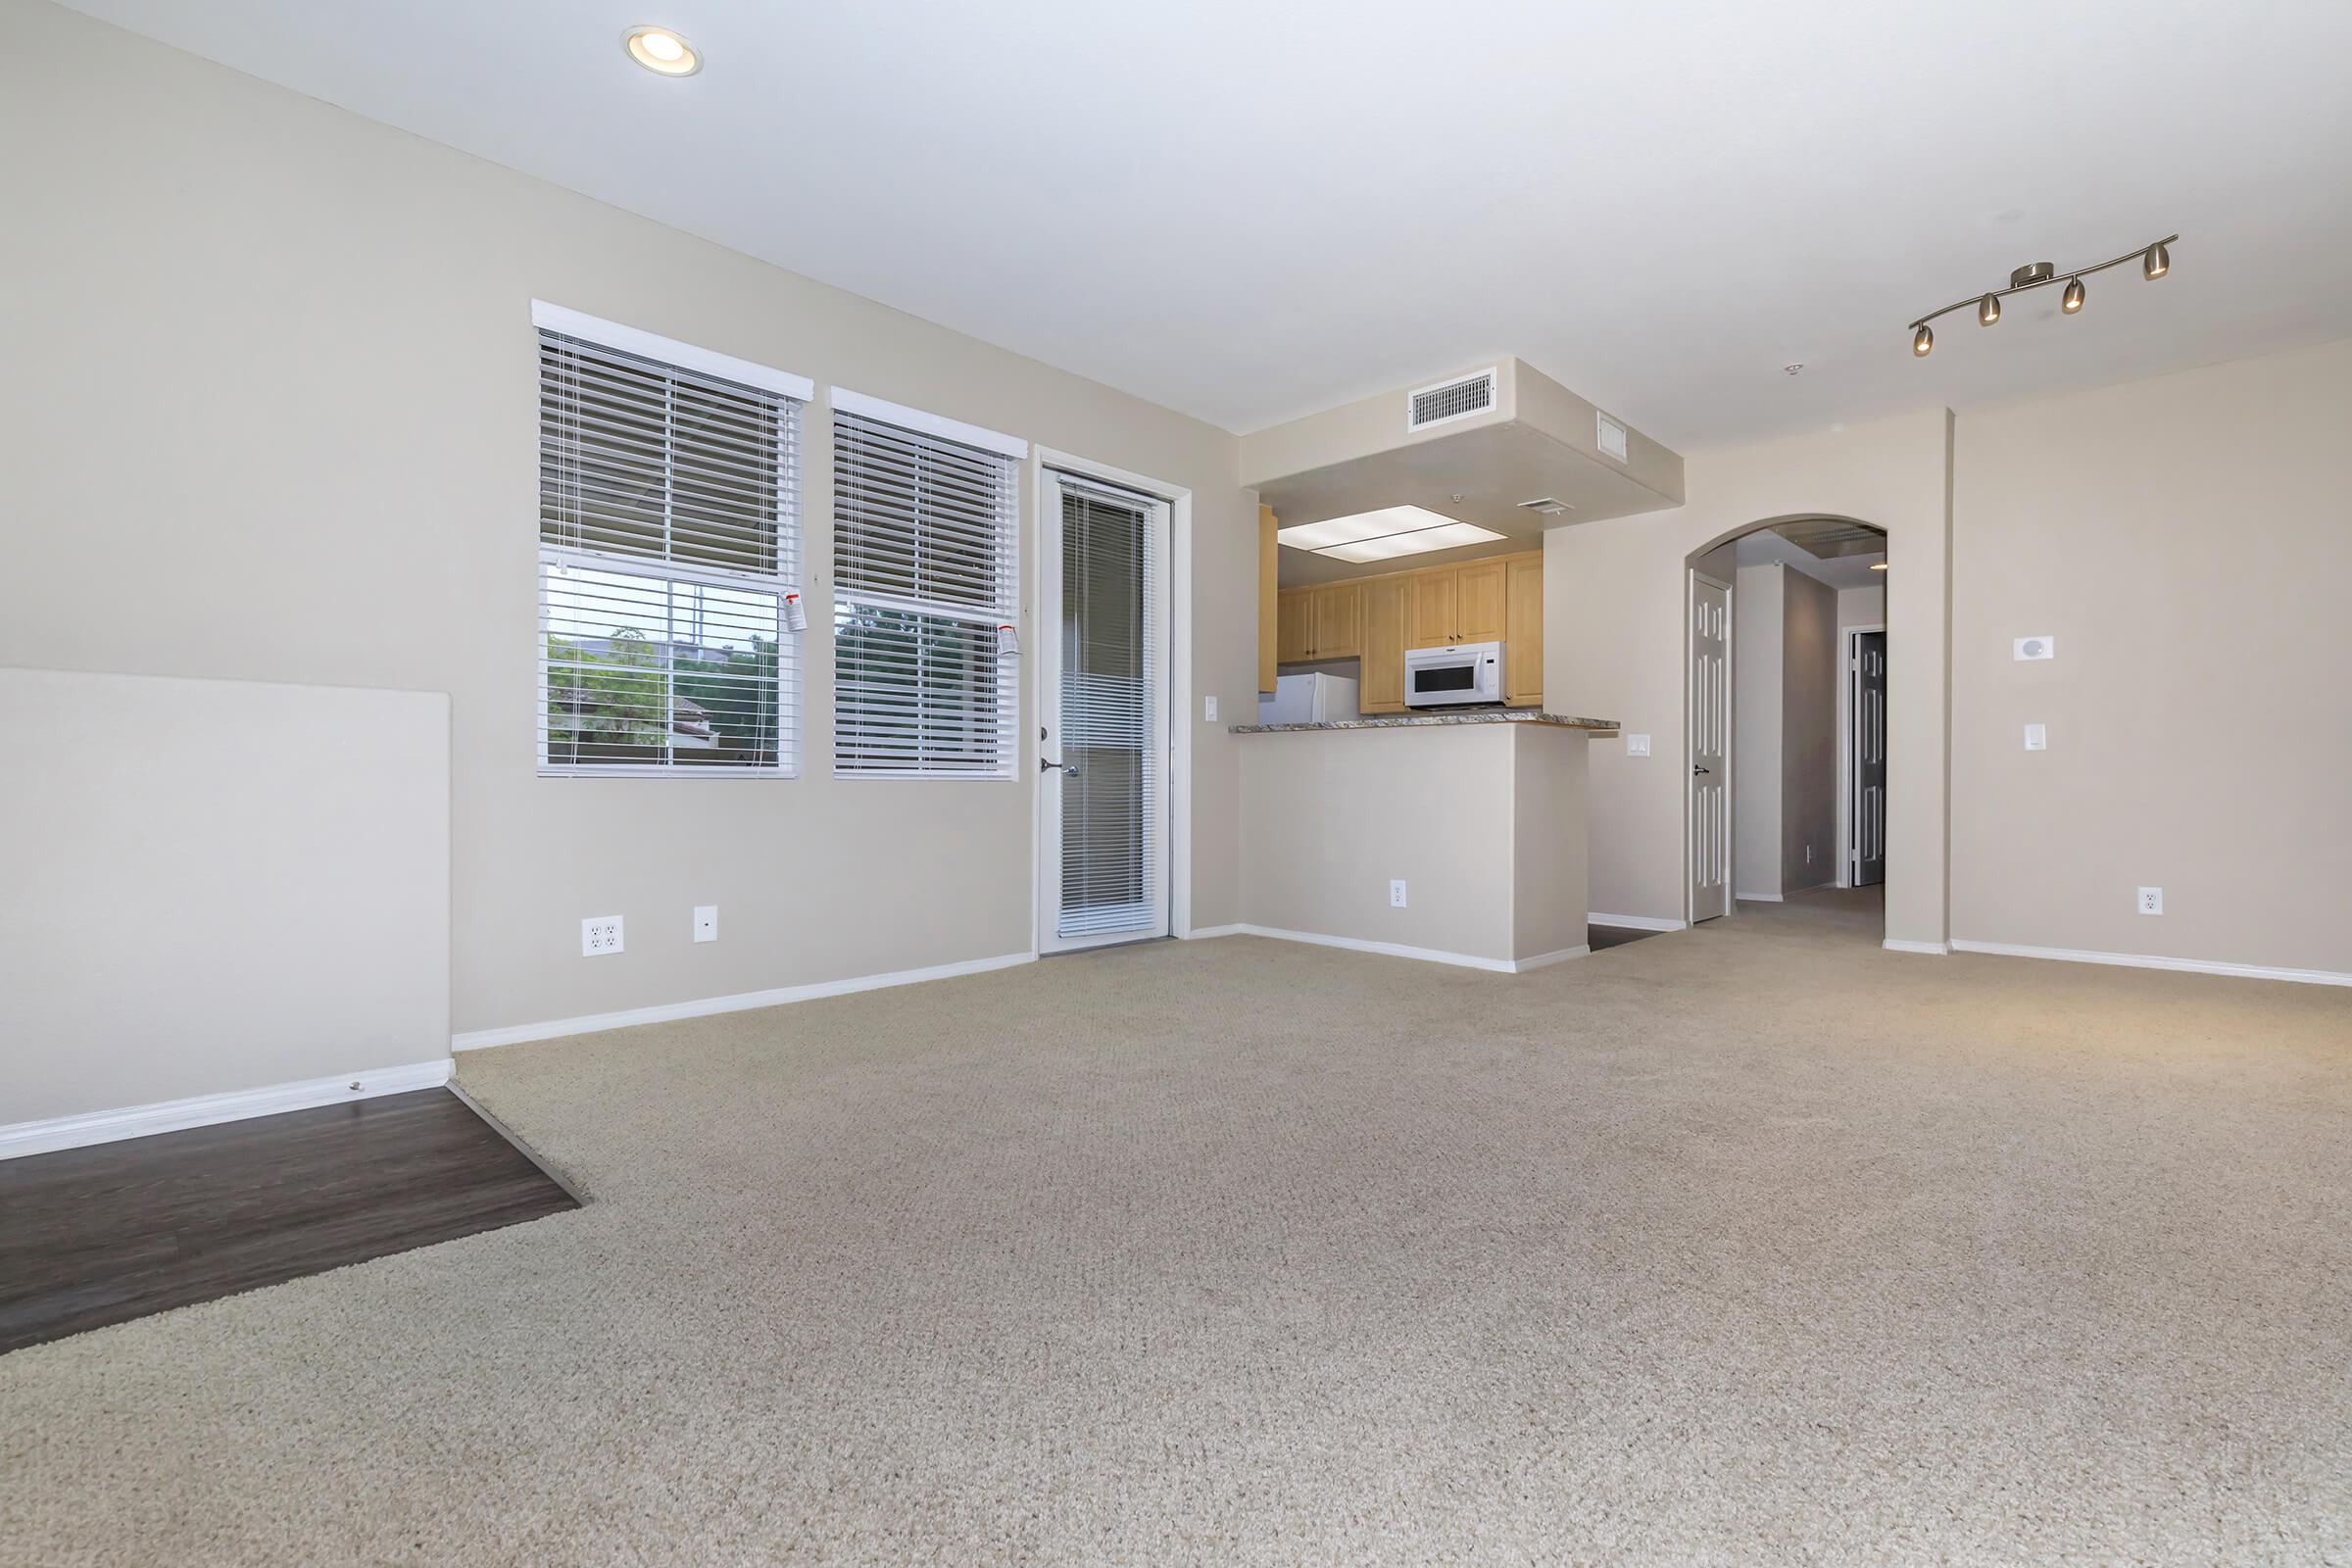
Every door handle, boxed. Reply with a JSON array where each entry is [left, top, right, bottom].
[[1693, 765, 1712, 775], [1041, 758, 1082, 777]]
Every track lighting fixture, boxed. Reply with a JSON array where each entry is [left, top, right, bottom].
[[1906, 233, 2175, 356]]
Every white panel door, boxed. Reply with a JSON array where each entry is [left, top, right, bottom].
[[1689, 573, 1732, 923], [1038, 470, 1171, 953]]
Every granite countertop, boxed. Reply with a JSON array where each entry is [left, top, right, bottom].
[[1230, 710, 1620, 735]]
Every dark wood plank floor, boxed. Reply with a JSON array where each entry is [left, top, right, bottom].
[[0, 1088, 578, 1355]]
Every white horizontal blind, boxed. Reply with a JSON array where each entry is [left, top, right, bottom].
[[538, 326, 801, 774], [1054, 476, 1165, 939], [832, 410, 1019, 777]]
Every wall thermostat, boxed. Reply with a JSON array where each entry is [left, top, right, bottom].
[[2013, 635, 2055, 662]]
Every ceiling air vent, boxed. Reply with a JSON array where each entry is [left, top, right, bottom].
[[1517, 497, 1573, 517], [1406, 368, 1496, 432]]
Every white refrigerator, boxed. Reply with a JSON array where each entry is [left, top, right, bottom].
[[1258, 672, 1361, 724]]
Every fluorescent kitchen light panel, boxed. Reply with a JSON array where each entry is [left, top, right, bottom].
[[1276, 506, 1507, 563], [1313, 519, 1509, 564]]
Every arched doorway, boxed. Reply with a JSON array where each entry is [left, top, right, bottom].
[[1684, 515, 1887, 937]]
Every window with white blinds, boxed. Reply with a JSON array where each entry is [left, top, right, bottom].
[[536, 307, 805, 775], [831, 403, 1022, 778]]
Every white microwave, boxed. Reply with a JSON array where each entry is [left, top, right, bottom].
[[1403, 641, 1504, 708]]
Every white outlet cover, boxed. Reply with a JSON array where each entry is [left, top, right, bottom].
[[582, 915, 623, 956], [1390, 879, 1408, 908], [693, 906, 718, 943], [1625, 733, 1651, 757], [2024, 723, 2047, 751], [1203, 695, 1218, 722], [2137, 887, 2164, 915], [2014, 635, 2056, 662]]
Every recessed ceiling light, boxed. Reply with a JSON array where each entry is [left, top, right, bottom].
[[624, 25, 702, 76], [1276, 506, 1506, 564]]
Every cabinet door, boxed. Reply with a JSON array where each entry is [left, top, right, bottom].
[[1504, 555, 1544, 708], [1360, 576, 1407, 711], [1276, 588, 1312, 663], [1408, 568, 1457, 647], [1455, 560, 1507, 643], [1312, 582, 1362, 659]]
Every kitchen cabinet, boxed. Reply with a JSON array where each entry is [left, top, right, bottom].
[[1311, 582, 1361, 659], [1275, 582, 1361, 662], [1276, 587, 1312, 662], [1257, 506, 1279, 694], [1504, 555, 1544, 708], [1408, 571, 1456, 648], [1454, 560, 1507, 643], [1360, 575, 1407, 712]]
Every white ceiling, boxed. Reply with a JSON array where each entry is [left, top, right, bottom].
[[56, 0, 2352, 448], [1735, 529, 1885, 592]]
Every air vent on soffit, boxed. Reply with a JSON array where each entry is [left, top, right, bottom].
[[1407, 368, 1495, 432]]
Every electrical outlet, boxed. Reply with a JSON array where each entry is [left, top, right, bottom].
[[1390, 879, 1408, 908], [1203, 695, 1219, 722], [693, 906, 718, 943], [582, 915, 623, 956], [2137, 887, 2163, 915]]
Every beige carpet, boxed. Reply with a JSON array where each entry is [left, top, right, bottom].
[[6, 891, 2350, 1565]]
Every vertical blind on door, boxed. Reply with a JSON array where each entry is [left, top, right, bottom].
[[831, 411, 1019, 777], [1054, 476, 1164, 939], [538, 327, 801, 773]]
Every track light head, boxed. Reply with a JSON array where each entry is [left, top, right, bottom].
[[2062, 277, 2085, 314], [1978, 293, 2001, 326], [1912, 323, 1934, 357], [2143, 241, 2170, 279]]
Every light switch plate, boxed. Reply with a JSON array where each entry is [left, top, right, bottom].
[[2014, 635, 2056, 662], [1626, 734, 1651, 757], [693, 906, 718, 943], [1203, 695, 1218, 722], [2024, 723, 2047, 751], [582, 915, 623, 956]]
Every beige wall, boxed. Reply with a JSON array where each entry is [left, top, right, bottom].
[[1, 671, 450, 1124], [1780, 566, 1838, 893], [0, 1, 1255, 1040], [1732, 564, 1785, 896], [1238, 725, 1590, 965], [1545, 408, 1953, 940], [1950, 337, 2352, 973]]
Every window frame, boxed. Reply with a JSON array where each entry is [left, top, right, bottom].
[[828, 389, 1028, 782], [532, 301, 810, 780]]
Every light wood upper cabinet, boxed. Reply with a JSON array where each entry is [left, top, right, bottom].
[[1257, 506, 1279, 694], [1311, 582, 1361, 660], [1360, 575, 1407, 711], [1408, 571, 1457, 649], [1276, 586, 1312, 663], [1454, 560, 1507, 643], [1504, 555, 1544, 708]]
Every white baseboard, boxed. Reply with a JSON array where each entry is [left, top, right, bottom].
[[1231, 925, 1582, 974], [1736, 891, 1784, 903], [1180, 923, 1245, 940], [1588, 912, 1689, 933], [1883, 939, 1952, 956], [0, 1057, 454, 1162], [1951, 939, 2352, 988], [451, 950, 1038, 1052]]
